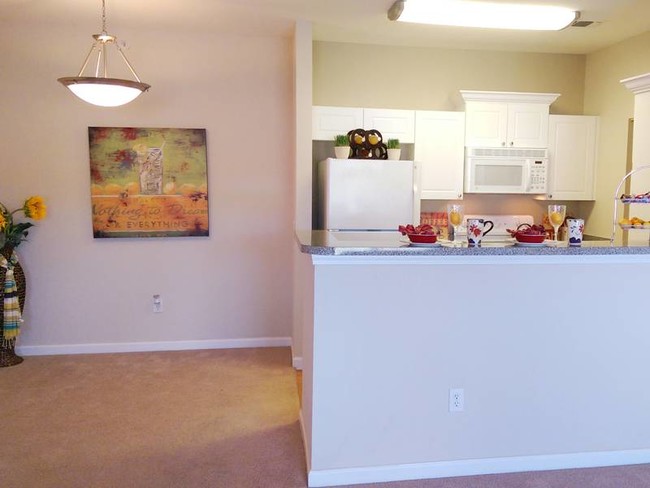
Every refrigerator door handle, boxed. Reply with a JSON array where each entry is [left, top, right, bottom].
[[413, 161, 422, 224]]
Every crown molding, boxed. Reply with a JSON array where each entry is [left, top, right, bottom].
[[621, 73, 650, 95], [460, 90, 560, 105]]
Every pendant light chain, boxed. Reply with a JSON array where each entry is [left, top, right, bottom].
[[101, 0, 107, 34]]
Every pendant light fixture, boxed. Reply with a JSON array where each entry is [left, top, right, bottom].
[[58, 0, 150, 107], [388, 0, 579, 31]]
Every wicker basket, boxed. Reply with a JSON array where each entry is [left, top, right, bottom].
[[0, 246, 26, 367]]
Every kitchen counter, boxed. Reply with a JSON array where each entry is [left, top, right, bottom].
[[295, 229, 650, 487], [297, 230, 645, 256]]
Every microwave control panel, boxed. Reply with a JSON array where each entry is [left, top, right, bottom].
[[529, 159, 548, 193]]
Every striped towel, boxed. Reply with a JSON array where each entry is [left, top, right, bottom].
[[1, 250, 22, 340]]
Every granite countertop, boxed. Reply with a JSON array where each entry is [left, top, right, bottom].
[[296, 230, 650, 256]]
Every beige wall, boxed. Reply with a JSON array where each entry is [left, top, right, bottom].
[[314, 41, 586, 114], [1, 21, 295, 350], [584, 31, 650, 238], [313, 40, 589, 227]]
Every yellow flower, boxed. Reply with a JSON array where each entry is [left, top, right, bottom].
[[0, 211, 6, 231], [23, 196, 47, 220]]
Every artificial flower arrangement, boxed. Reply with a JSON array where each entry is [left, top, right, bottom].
[[0, 196, 47, 250]]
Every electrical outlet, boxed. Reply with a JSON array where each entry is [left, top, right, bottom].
[[449, 388, 464, 412], [153, 294, 163, 313]]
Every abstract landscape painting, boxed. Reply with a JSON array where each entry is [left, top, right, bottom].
[[88, 127, 208, 238]]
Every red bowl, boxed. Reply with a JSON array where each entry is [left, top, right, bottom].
[[515, 233, 545, 244], [407, 233, 438, 244]]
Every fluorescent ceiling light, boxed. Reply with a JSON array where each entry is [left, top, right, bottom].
[[388, 0, 579, 31]]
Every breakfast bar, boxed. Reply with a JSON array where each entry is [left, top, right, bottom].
[[296, 231, 650, 487]]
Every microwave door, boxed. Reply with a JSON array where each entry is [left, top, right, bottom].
[[473, 160, 526, 193]]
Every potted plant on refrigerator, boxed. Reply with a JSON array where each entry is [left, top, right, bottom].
[[334, 134, 350, 159], [387, 139, 401, 160]]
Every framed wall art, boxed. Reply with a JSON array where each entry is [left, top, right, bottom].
[[89, 127, 208, 238]]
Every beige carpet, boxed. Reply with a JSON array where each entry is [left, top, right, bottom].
[[0, 347, 307, 488], [2, 347, 650, 488]]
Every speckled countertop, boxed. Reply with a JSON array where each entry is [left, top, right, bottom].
[[296, 230, 650, 256]]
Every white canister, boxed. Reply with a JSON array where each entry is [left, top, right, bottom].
[[567, 218, 584, 246]]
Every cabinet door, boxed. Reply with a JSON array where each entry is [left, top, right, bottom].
[[547, 115, 598, 201], [464, 101, 508, 148], [507, 103, 550, 148], [363, 108, 415, 143], [312, 106, 363, 141], [415, 111, 465, 200]]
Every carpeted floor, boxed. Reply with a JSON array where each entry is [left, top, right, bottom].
[[0, 347, 307, 488], [2, 347, 650, 488]]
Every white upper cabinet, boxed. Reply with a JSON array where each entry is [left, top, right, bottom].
[[312, 106, 363, 141], [461, 101, 508, 148], [415, 111, 466, 200], [547, 115, 599, 201], [461, 91, 559, 148], [312, 106, 415, 143], [363, 108, 415, 143]]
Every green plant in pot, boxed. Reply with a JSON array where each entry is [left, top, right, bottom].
[[387, 138, 401, 160], [334, 134, 350, 159]]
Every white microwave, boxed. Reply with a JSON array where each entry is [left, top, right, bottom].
[[464, 147, 548, 194]]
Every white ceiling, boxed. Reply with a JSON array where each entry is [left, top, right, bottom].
[[2, 0, 650, 54]]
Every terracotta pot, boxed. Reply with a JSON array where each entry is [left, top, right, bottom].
[[0, 246, 26, 367]]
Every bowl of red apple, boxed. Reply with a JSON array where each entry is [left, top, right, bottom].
[[398, 224, 438, 244]]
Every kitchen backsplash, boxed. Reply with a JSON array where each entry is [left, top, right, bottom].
[[421, 194, 595, 226], [420, 212, 449, 239]]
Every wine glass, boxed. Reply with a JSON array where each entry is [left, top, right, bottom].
[[447, 203, 464, 246], [548, 204, 566, 245]]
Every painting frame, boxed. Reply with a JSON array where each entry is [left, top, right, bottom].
[[88, 127, 209, 239]]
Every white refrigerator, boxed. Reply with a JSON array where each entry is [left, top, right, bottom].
[[318, 158, 420, 231]]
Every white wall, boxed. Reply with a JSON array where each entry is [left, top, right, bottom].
[[307, 255, 650, 485], [0, 20, 295, 351], [292, 20, 313, 366]]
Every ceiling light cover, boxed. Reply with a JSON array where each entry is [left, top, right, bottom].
[[58, 77, 149, 107], [57, 0, 150, 107], [388, 0, 579, 31]]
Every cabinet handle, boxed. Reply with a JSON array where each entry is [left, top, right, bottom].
[[510, 141, 514, 146], [548, 194, 553, 199], [501, 142, 506, 147], [458, 193, 463, 199]]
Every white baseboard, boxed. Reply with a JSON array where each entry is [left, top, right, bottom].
[[16, 337, 292, 357], [307, 449, 650, 487], [290, 343, 303, 370]]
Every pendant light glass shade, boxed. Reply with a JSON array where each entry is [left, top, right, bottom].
[[388, 0, 578, 31], [58, 77, 149, 107], [58, 1, 150, 107]]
